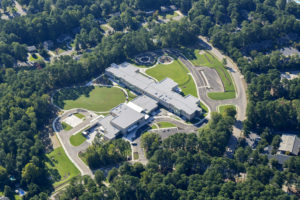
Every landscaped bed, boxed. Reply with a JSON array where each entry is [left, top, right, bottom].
[[189, 50, 236, 100], [146, 60, 198, 97], [46, 147, 80, 187], [70, 132, 86, 146], [74, 113, 85, 119], [53, 86, 126, 112]]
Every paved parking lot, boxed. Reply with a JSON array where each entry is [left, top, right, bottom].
[[63, 115, 83, 127], [197, 67, 224, 92]]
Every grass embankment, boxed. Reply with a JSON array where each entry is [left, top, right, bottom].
[[70, 132, 86, 146], [219, 105, 236, 115], [62, 122, 72, 131], [189, 50, 236, 100], [54, 86, 126, 112], [146, 60, 198, 97], [46, 147, 80, 187]]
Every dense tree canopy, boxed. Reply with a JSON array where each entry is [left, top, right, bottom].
[[0, 0, 299, 198]]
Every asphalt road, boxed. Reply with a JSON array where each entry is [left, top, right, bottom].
[[173, 39, 247, 157]]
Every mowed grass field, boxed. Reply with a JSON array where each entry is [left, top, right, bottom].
[[146, 60, 198, 97], [54, 86, 126, 112], [70, 132, 86, 146], [189, 50, 236, 100], [46, 147, 80, 187]]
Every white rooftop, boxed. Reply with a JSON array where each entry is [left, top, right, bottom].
[[98, 115, 120, 139], [130, 95, 158, 113], [279, 134, 300, 155], [111, 104, 145, 130]]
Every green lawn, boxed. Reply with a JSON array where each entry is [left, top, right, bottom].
[[62, 122, 72, 131], [74, 113, 85, 119], [100, 24, 110, 32], [28, 53, 43, 62], [208, 91, 236, 100], [157, 121, 176, 128], [70, 132, 86, 146], [219, 104, 236, 114], [146, 60, 198, 97], [166, 11, 179, 19], [54, 86, 126, 112], [189, 50, 236, 100], [158, 11, 179, 20], [151, 124, 159, 129], [181, 75, 198, 97], [46, 147, 80, 187]]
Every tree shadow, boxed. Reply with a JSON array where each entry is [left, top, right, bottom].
[[53, 86, 94, 108]]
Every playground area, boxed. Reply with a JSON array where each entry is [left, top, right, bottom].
[[134, 52, 157, 66]]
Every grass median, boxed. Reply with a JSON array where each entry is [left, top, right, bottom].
[[70, 132, 86, 146]]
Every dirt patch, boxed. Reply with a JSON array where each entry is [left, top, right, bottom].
[[50, 134, 61, 149]]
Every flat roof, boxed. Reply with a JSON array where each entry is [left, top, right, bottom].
[[98, 115, 120, 139], [131, 95, 158, 113], [126, 102, 144, 113], [111, 104, 145, 130], [279, 134, 300, 155], [106, 63, 201, 115]]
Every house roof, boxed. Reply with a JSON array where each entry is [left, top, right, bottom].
[[278, 134, 300, 155], [27, 46, 36, 52]]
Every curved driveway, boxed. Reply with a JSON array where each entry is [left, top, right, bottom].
[[172, 38, 247, 138], [53, 109, 99, 176]]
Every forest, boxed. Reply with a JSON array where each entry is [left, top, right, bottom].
[[0, 0, 299, 199]]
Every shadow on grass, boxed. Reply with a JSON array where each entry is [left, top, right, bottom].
[[45, 155, 62, 183], [53, 86, 94, 108]]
